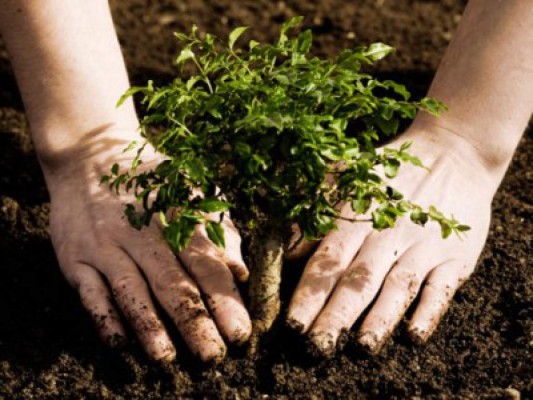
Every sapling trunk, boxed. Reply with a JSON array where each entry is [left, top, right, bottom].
[[247, 229, 284, 356]]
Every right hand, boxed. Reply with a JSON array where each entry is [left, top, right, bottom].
[[44, 130, 251, 362]]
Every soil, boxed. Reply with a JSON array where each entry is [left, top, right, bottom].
[[0, 0, 531, 398]]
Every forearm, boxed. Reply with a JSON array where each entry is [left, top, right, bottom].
[[411, 0, 533, 174], [0, 0, 138, 171]]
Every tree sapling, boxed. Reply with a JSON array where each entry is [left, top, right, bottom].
[[103, 17, 469, 356]]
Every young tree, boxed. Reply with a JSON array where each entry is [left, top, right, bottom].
[[104, 17, 467, 354]]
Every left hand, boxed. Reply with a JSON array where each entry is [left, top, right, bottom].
[[286, 126, 499, 355]]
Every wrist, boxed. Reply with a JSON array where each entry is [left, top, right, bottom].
[[34, 119, 138, 167], [35, 124, 140, 190], [410, 111, 523, 175], [400, 121, 512, 194], [408, 115, 520, 176]]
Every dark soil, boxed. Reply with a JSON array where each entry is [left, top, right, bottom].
[[0, 1, 531, 398]]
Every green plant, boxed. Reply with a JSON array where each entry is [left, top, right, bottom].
[[102, 16, 469, 354]]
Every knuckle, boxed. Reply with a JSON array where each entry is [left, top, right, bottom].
[[387, 267, 421, 292], [340, 262, 372, 289], [186, 253, 231, 281], [172, 296, 210, 328], [110, 272, 144, 294], [322, 307, 351, 330], [153, 267, 189, 293], [79, 284, 108, 306]]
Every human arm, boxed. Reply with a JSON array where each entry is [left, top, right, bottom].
[[0, 0, 251, 362], [286, 0, 533, 354]]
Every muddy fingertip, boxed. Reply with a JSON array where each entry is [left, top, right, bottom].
[[307, 331, 336, 358], [229, 324, 252, 346], [407, 325, 431, 345], [199, 343, 227, 365], [357, 331, 382, 355], [105, 332, 129, 349], [155, 347, 177, 364]]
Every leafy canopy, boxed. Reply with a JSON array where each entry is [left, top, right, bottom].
[[103, 17, 469, 252]]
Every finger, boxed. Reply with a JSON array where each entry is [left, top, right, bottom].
[[220, 217, 249, 282], [284, 223, 319, 261], [287, 207, 373, 333], [180, 226, 252, 345], [124, 234, 228, 362], [357, 244, 434, 353], [101, 249, 176, 362], [408, 260, 470, 343], [308, 231, 413, 354], [74, 263, 127, 347]]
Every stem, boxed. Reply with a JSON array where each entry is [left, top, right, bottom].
[[247, 229, 284, 356]]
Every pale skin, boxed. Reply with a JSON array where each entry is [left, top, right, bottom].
[[0, 0, 531, 361], [287, 0, 533, 354]]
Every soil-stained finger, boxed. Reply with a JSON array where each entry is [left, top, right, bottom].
[[357, 244, 437, 353], [284, 223, 319, 261], [180, 228, 252, 345], [408, 260, 470, 343], [123, 235, 227, 362], [101, 249, 176, 362], [307, 233, 410, 354], [220, 218, 249, 282], [75, 263, 127, 347], [287, 210, 373, 334]]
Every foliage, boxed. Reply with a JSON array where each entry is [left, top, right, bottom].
[[102, 17, 469, 252]]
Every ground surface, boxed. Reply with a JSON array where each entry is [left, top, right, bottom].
[[0, 0, 531, 398]]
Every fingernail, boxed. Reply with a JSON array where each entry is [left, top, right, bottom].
[[308, 331, 336, 357], [358, 331, 381, 354], [237, 269, 249, 283], [105, 333, 128, 348], [156, 348, 177, 364], [229, 323, 252, 346], [408, 326, 430, 345], [199, 342, 227, 364], [286, 317, 305, 333], [149, 332, 176, 363]]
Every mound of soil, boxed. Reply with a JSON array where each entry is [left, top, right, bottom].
[[0, 1, 531, 398]]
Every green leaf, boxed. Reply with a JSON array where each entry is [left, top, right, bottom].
[[456, 224, 471, 232], [440, 221, 452, 239], [281, 16, 304, 35], [186, 76, 202, 91], [176, 48, 195, 65], [122, 140, 138, 153], [383, 158, 400, 178], [116, 86, 146, 108], [375, 115, 400, 135], [420, 98, 447, 116], [198, 198, 231, 213], [111, 163, 119, 175], [229, 26, 249, 50], [364, 43, 394, 62], [386, 186, 404, 200], [410, 208, 429, 226], [428, 205, 445, 220], [295, 29, 312, 54], [384, 80, 411, 101], [159, 211, 169, 227], [174, 32, 189, 41], [206, 220, 225, 248], [352, 198, 371, 214]]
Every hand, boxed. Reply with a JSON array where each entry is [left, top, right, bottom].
[[286, 127, 499, 355], [44, 130, 251, 362]]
